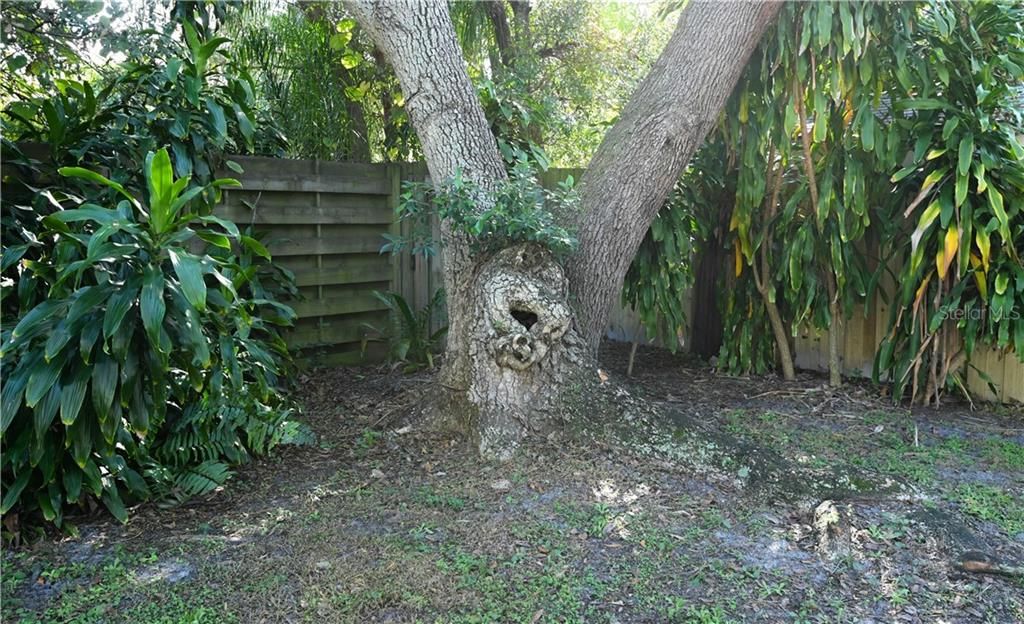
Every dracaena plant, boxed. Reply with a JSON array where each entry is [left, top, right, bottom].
[[0, 148, 298, 529], [1, 18, 283, 325], [874, 0, 1024, 404]]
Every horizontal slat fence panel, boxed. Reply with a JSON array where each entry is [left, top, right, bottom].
[[217, 156, 401, 365]]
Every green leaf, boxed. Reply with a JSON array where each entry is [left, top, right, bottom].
[[26, 354, 63, 407], [63, 466, 83, 503], [197, 214, 240, 238], [816, 2, 833, 50], [35, 383, 61, 437], [68, 284, 112, 325], [233, 104, 254, 142], [128, 388, 149, 436], [103, 282, 139, 340], [9, 301, 64, 348], [44, 321, 72, 361], [60, 365, 90, 426], [206, 97, 227, 138], [861, 113, 875, 152], [995, 273, 1009, 296], [146, 149, 174, 233], [0, 471, 31, 514], [80, 322, 101, 363], [893, 98, 949, 111], [91, 353, 118, 422], [329, 32, 351, 51], [2, 244, 30, 272], [1, 365, 30, 433], [942, 116, 960, 141], [169, 249, 207, 311], [955, 171, 968, 208], [891, 166, 916, 183], [987, 187, 1008, 237], [340, 52, 362, 69], [101, 487, 128, 523], [1007, 130, 1024, 160], [36, 486, 58, 523], [59, 167, 137, 205], [178, 300, 211, 367], [165, 58, 182, 82], [46, 205, 118, 225], [140, 265, 166, 348], [240, 235, 271, 260], [196, 230, 231, 249], [171, 141, 193, 178], [957, 134, 974, 177]]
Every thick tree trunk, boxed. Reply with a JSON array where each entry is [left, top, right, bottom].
[[487, 1, 515, 69], [570, 0, 782, 352], [349, 0, 780, 459], [347, 0, 585, 459]]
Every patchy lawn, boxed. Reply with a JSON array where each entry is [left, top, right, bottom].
[[3, 343, 1023, 623]]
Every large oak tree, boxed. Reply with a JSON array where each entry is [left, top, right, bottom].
[[346, 0, 782, 459]]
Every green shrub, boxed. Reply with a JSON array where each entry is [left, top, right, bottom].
[[0, 8, 304, 533], [363, 289, 448, 372], [0, 148, 299, 527], [1, 18, 282, 324], [383, 159, 579, 258]]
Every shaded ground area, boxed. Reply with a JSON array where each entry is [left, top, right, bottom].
[[4, 342, 1023, 623]]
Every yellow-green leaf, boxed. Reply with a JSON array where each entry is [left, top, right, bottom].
[[975, 229, 991, 272], [936, 228, 959, 279], [995, 273, 1009, 296], [987, 187, 1008, 237], [955, 171, 968, 207]]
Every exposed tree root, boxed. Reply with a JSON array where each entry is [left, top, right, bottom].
[[558, 373, 905, 506], [956, 552, 1024, 578]]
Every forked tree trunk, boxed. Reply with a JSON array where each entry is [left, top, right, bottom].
[[348, 0, 781, 459]]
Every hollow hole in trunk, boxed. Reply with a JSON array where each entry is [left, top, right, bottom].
[[510, 308, 538, 330]]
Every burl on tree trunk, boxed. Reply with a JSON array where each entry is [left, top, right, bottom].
[[348, 0, 782, 459], [459, 244, 586, 460]]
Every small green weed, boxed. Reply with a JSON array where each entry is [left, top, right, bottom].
[[414, 486, 467, 511], [953, 484, 1024, 535]]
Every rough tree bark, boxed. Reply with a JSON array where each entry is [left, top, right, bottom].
[[347, 0, 781, 459], [570, 0, 783, 351]]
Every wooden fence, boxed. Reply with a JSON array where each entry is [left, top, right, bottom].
[[217, 156, 1020, 402], [216, 157, 426, 365], [612, 284, 1023, 404]]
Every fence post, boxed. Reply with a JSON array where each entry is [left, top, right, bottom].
[[387, 163, 403, 301]]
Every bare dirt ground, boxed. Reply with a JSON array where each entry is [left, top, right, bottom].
[[3, 342, 1023, 623]]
